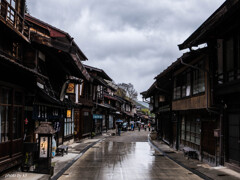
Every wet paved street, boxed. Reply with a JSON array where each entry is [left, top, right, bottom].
[[59, 130, 202, 180]]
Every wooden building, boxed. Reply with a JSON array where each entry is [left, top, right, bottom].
[[0, 0, 31, 172], [143, 0, 240, 171], [24, 14, 91, 145], [143, 63, 173, 146], [172, 49, 217, 164], [178, 0, 240, 170], [83, 65, 115, 135], [144, 48, 219, 164]]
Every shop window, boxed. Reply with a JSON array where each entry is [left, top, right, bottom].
[[0, 106, 10, 142], [52, 109, 59, 116], [64, 109, 74, 137], [13, 107, 22, 139], [181, 117, 185, 140], [196, 123, 201, 145], [0, 88, 12, 143], [186, 121, 190, 141], [181, 117, 201, 145], [37, 106, 48, 119], [190, 121, 196, 143], [0, 87, 24, 142]]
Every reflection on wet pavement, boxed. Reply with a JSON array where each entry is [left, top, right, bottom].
[[59, 141, 202, 180]]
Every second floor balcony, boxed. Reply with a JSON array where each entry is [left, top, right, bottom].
[[0, 0, 29, 41]]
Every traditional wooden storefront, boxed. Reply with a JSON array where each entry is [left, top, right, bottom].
[[74, 108, 92, 140], [93, 114, 103, 135], [178, 0, 240, 170], [0, 0, 32, 172], [0, 82, 25, 172]]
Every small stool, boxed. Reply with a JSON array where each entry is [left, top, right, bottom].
[[183, 147, 197, 159], [56, 145, 68, 156]]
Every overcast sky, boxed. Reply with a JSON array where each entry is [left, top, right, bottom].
[[26, 0, 225, 100]]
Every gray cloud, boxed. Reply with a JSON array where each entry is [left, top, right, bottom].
[[27, 0, 225, 99]]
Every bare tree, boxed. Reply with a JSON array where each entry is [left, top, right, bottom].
[[117, 83, 138, 100]]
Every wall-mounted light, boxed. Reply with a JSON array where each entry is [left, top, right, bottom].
[[67, 109, 72, 118]]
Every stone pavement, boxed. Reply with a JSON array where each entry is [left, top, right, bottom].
[[1, 129, 240, 180], [149, 138, 240, 180], [0, 130, 115, 180]]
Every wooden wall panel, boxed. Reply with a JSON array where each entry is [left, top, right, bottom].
[[172, 94, 207, 110]]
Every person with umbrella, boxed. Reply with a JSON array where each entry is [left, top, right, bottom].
[[118, 122, 122, 136], [131, 123, 134, 131], [116, 119, 123, 136]]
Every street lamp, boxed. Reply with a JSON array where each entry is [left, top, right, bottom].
[[34, 122, 56, 175]]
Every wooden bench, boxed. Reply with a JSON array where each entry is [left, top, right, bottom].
[[56, 145, 68, 156], [183, 147, 198, 159]]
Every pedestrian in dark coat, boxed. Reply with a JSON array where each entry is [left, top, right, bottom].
[[118, 123, 122, 136]]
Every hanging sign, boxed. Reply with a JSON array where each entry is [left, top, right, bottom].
[[66, 83, 75, 94], [93, 114, 103, 119]]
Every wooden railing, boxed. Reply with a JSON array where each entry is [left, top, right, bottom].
[[0, 0, 29, 39]]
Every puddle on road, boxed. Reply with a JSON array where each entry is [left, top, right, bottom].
[[62, 141, 202, 180]]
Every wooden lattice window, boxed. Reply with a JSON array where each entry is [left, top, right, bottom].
[[6, 0, 16, 24]]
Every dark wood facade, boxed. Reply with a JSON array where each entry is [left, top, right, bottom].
[[0, 0, 32, 172], [178, 0, 240, 170], [0, 1, 92, 172], [144, 0, 240, 171]]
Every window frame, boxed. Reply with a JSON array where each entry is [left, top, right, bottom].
[[173, 60, 205, 100], [0, 86, 24, 143], [64, 109, 74, 137]]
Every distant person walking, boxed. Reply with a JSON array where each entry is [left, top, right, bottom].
[[138, 123, 141, 131], [118, 123, 122, 136], [148, 123, 151, 131], [144, 124, 147, 131], [131, 123, 134, 131]]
